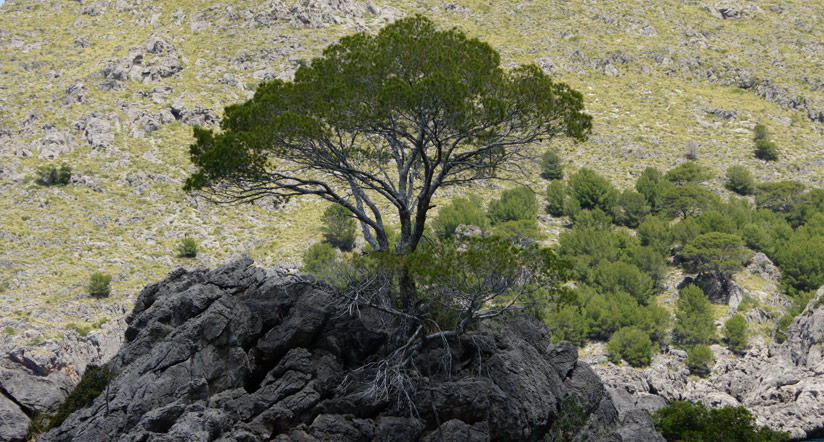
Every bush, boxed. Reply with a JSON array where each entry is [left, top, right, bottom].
[[686, 344, 715, 377], [572, 208, 612, 230], [177, 237, 198, 258], [433, 196, 490, 239], [756, 181, 805, 214], [754, 139, 779, 161], [539, 149, 564, 180], [659, 183, 716, 219], [775, 234, 824, 296], [545, 181, 567, 217], [636, 167, 665, 209], [302, 242, 338, 275], [547, 304, 589, 346], [36, 164, 72, 186], [88, 272, 112, 298], [49, 365, 111, 430], [695, 210, 738, 235], [654, 400, 789, 442], [724, 314, 748, 353], [607, 326, 653, 367], [674, 285, 715, 346], [680, 232, 748, 281], [664, 161, 712, 185], [490, 219, 542, 245], [488, 186, 539, 224], [637, 215, 673, 256], [320, 204, 358, 251], [589, 260, 655, 305], [613, 190, 651, 228], [724, 165, 756, 195], [753, 123, 769, 141], [568, 168, 617, 213]]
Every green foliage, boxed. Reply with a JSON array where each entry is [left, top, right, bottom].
[[302, 242, 338, 275], [675, 285, 716, 347], [589, 260, 655, 305], [659, 184, 716, 219], [49, 365, 112, 430], [547, 304, 589, 346], [695, 210, 738, 235], [545, 180, 567, 217], [177, 237, 198, 258], [636, 167, 665, 209], [185, 15, 591, 258], [637, 215, 673, 256], [320, 204, 358, 250], [433, 196, 490, 239], [775, 313, 795, 344], [754, 139, 779, 161], [756, 181, 805, 214], [613, 190, 651, 228], [539, 149, 564, 180], [654, 401, 789, 442], [724, 314, 748, 353], [607, 326, 653, 367], [724, 166, 756, 195], [558, 225, 635, 280], [88, 272, 112, 298], [572, 208, 613, 230], [680, 232, 748, 279], [36, 164, 72, 186], [753, 124, 769, 141], [775, 234, 824, 296], [490, 219, 542, 245], [546, 396, 590, 442], [686, 344, 715, 377], [488, 186, 539, 225], [568, 168, 617, 213], [664, 161, 712, 185]]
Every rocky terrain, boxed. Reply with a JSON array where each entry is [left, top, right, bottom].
[[1, 0, 824, 439], [31, 256, 663, 442], [584, 282, 824, 440]]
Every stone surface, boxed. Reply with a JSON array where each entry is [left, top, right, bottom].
[[40, 258, 662, 442]]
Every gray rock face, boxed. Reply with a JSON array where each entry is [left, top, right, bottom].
[[587, 285, 824, 440], [40, 257, 662, 442], [0, 393, 28, 442]]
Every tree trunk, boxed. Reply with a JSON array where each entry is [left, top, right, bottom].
[[398, 263, 418, 316]]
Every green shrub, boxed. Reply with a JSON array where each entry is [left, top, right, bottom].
[[568, 168, 617, 213], [680, 232, 748, 281], [756, 181, 805, 214], [36, 164, 72, 186], [775, 313, 795, 343], [177, 237, 198, 258], [302, 242, 338, 275], [582, 290, 644, 341], [724, 166, 756, 195], [753, 123, 769, 141], [664, 161, 712, 185], [674, 285, 715, 346], [613, 190, 651, 228], [775, 234, 824, 296], [590, 260, 655, 305], [320, 204, 358, 251], [572, 208, 612, 230], [695, 210, 738, 235], [488, 186, 538, 224], [546, 396, 589, 442], [545, 181, 567, 217], [659, 183, 716, 218], [539, 149, 564, 180], [686, 344, 715, 377], [49, 365, 112, 429], [547, 304, 588, 346], [724, 314, 748, 353], [607, 326, 653, 367], [654, 400, 789, 442], [88, 272, 112, 298], [637, 215, 673, 256], [754, 139, 779, 161], [490, 219, 542, 244], [433, 196, 490, 239], [636, 167, 665, 208]]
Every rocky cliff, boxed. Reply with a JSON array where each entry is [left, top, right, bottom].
[[36, 256, 662, 442], [587, 285, 824, 440]]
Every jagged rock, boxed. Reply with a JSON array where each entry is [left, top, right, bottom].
[[170, 100, 220, 126], [74, 37, 90, 48], [63, 80, 88, 105], [73, 113, 116, 148], [0, 394, 28, 442], [40, 258, 663, 442], [747, 252, 781, 282], [35, 128, 75, 160], [587, 285, 824, 439]]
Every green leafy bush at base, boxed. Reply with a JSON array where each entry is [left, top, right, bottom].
[[539, 149, 564, 180], [755, 139, 779, 161], [320, 204, 358, 251], [177, 237, 198, 258], [653, 400, 789, 442], [686, 344, 715, 377], [302, 242, 338, 275], [488, 186, 539, 224], [607, 326, 653, 367], [724, 166, 756, 195], [36, 164, 72, 186], [723, 314, 748, 353], [433, 196, 490, 239], [49, 365, 112, 430], [88, 272, 112, 298]]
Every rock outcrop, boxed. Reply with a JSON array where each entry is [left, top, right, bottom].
[[586, 285, 824, 440], [40, 257, 663, 442]]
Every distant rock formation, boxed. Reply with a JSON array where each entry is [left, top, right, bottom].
[[588, 285, 824, 440], [39, 257, 663, 442]]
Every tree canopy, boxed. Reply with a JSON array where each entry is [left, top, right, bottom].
[[185, 15, 591, 258]]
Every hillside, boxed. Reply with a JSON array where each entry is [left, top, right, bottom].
[[1, 0, 823, 438]]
